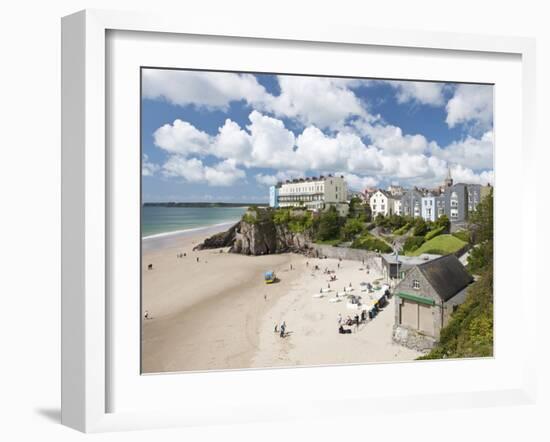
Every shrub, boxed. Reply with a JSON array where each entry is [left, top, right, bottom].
[[412, 218, 428, 236], [467, 241, 493, 274], [435, 214, 451, 232], [316, 206, 342, 241], [241, 212, 258, 224], [273, 208, 291, 225], [273, 209, 314, 233], [403, 235, 425, 253], [424, 225, 445, 241], [351, 233, 392, 253], [452, 229, 471, 243], [393, 222, 411, 236], [341, 217, 365, 241]]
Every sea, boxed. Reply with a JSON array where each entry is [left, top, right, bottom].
[[141, 205, 248, 239]]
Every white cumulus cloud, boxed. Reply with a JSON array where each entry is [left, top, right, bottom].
[[389, 81, 446, 106], [430, 131, 494, 171], [338, 173, 378, 191], [142, 69, 268, 109], [142, 154, 160, 176], [162, 157, 245, 186], [446, 84, 493, 130], [153, 120, 211, 155], [266, 76, 368, 129]]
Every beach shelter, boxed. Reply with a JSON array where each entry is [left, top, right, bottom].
[[264, 271, 275, 284]]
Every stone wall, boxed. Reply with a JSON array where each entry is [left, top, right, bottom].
[[309, 245, 383, 273], [392, 325, 436, 352]]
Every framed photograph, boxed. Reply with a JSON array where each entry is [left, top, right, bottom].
[[61, 9, 537, 432]]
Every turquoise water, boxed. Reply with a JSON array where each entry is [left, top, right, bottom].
[[141, 206, 247, 238]]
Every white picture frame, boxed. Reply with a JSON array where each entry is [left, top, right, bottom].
[[61, 9, 537, 433]]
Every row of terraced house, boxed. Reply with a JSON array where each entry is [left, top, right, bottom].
[[368, 169, 492, 224]]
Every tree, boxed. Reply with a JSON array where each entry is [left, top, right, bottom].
[[412, 218, 428, 236], [435, 214, 451, 232], [467, 190, 493, 273], [348, 196, 362, 218], [316, 206, 341, 241], [341, 217, 364, 241], [469, 189, 493, 245]]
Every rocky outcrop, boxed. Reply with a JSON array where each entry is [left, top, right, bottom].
[[230, 219, 314, 255], [193, 222, 239, 251], [194, 212, 314, 256], [230, 218, 278, 255]]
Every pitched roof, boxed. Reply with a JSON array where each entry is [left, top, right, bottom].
[[375, 189, 392, 198], [417, 254, 473, 301]]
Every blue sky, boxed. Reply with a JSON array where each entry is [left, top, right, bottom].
[[141, 69, 494, 203]]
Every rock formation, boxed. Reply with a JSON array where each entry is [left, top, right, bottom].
[[192, 222, 239, 251], [194, 211, 314, 256]]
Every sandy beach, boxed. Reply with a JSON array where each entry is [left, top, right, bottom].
[[142, 225, 422, 374]]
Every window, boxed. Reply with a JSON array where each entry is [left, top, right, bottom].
[[413, 280, 420, 290]]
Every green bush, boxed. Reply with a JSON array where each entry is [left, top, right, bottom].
[[467, 241, 493, 274], [316, 206, 342, 241], [351, 233, 392, 253], [452, 229, 471, 243], [412, 218, 429, 236], [424, 225, 445, 241], [435, 214, 451, 232], [393, 222, 411, 236], [241, 212, 258, 224], [273, 208, 292, 225], [403, 235, 425, 253], [419, 266, 493, 360], [341, 217, 365, 241], [272, 209, 314, 234]]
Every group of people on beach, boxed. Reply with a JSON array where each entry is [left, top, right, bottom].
[[337, 310, 367, 334]]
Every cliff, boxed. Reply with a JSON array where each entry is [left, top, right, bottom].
[[192, 222, 239, 250], [194, 211, 314, 256]]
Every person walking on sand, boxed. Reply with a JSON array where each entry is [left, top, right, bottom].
[[338, 313, 342, 325], [280, 321, 286, 338], [196, 257, 199, 263]]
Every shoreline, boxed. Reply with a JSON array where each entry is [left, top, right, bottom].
[[141, 221, 237, 252]]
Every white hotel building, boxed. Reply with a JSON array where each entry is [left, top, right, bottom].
[[269, 175, 349, 216]]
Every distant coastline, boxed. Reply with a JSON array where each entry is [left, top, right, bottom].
[[143, 202, 267, 208]]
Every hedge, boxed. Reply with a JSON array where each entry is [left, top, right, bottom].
[[351, 233, 392, 253], [424, 225, 446, 241], [403, 235, 425, 253]]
